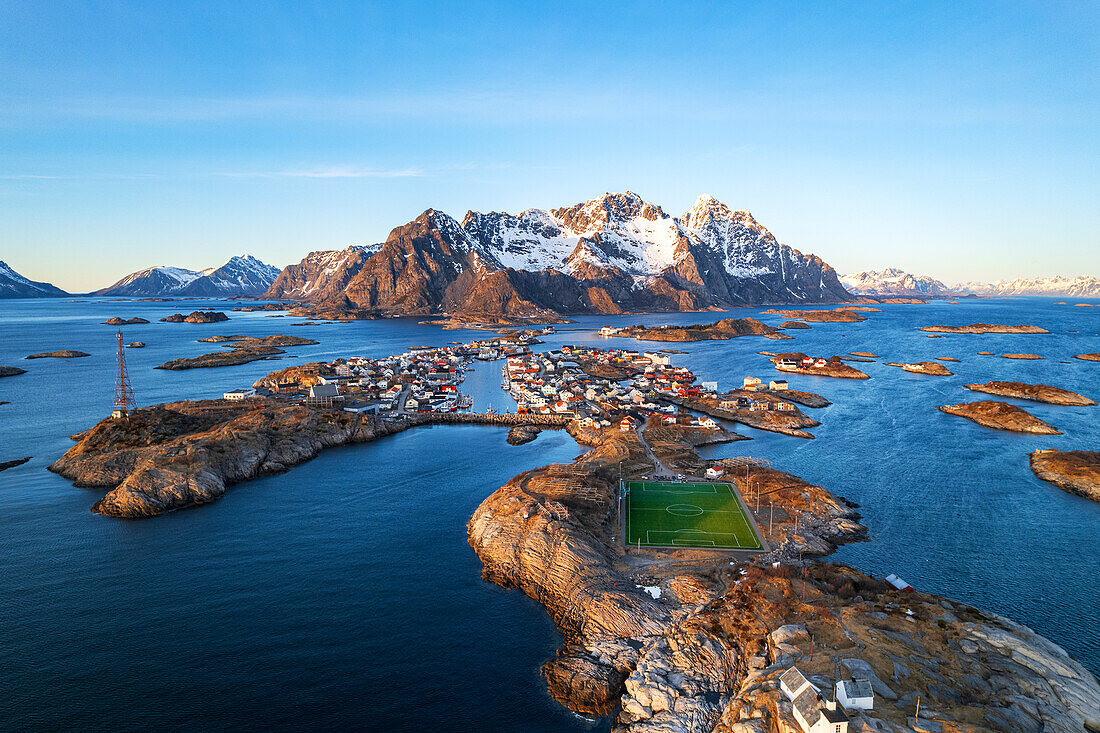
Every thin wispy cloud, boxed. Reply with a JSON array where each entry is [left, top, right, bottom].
[[216, 167, 424, 179]]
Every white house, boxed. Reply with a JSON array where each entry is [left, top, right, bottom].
[[769, 379, 789, 391], [836, 679, 874, 711], [705, 466, 724, 479], [223, 388, 255, 401], [780, 667, 849, 733]]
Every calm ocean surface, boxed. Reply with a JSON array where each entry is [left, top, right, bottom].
[[1, 297, 1098, 731]]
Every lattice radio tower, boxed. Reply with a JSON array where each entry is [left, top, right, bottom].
[[114, 330, 136, 417]]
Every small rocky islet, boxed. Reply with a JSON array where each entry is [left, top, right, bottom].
[[919, 323, 1050, 334], [885, 361, 953, 376], [0, 366, 28, 378], [937, 400, 1061, 435], [154, 334, 318, 370], [760, 307, 867, 323], [159, 310, 229, 324], [965, 381, 1095, 406], [24, 350, 90, 359], [613, 317, 791, 342]]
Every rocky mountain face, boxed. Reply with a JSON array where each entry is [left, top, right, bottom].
[[268, 192, 852, 318], [956, 275, 1100, 298], [261, 245, 379, 301], [0, 261, 68, 298], [96, 255, 280, 297], [841, 267, 954, 297]]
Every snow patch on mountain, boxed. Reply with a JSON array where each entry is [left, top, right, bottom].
[[956, 275, 1100, 298], [841, 267, 953, 297]]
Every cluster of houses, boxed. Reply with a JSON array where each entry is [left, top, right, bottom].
[[777, 356, 830, 372], [716, 376, 797, 413], [500, 345, 720, 430]]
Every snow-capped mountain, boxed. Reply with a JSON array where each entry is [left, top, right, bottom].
[[96, 255, 280, 297], [176, 255, 280, 296], [268, 192, 852, 318], [955, 275, 1100, 298], [0, 261, 68, 298], [841, 267, 954, 297]]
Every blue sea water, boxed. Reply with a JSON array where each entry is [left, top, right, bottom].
[[1, 296, 1098, 731]]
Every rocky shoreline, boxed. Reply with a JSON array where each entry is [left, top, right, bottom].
[[919, 323, 1049, 334], [761, 308, 867, 323], [885, 361, 953, 376]]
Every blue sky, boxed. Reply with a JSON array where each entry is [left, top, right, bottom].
[[1, 1, 1097, 292]]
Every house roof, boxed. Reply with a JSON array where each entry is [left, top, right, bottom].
[[310, 383, 340, 398], [791, 687, 820, 724], [780, 666, 811, 696], [839, 678, 874, 699]]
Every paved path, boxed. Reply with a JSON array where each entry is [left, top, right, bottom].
[[635, 424, 674, 479]]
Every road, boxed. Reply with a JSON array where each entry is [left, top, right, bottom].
[[635, 423, 674, 480]]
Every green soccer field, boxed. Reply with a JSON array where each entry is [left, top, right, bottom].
[[623, 481, 763, 550]]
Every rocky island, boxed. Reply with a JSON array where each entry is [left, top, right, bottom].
[[0, 366, 27, 378], [1074, 353, 1100, 362], [770, 352, 870, 379], [1029, 449, 1100, 503], [885, 361, 953, 376], [0, 456, 32, 471], [760, 308, 867, 323], [155, 335, 319, 370], [612, 317, 791, 342], [937, 400, 1061, 434], [919, 323, 1050, 334], [25, 350, 90, 359], [965, 381, 1096, 406], [778, 320, 810, 329], [1002, 352, 1043, 360], [102, 317, 149, 325], [160, 311, 230, 324]]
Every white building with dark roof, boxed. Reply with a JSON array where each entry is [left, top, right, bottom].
[[780, 667, 849, 733]]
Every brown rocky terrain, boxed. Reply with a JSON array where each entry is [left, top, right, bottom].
[[467, 425, 1100, 732], [919, 323, 1050, 334], [937, 356, 960, 362], [1002, 352, 1043, 360], [507, 425, 541, 445], [160, 311, 229, 323], [252, 362, 336, 390], [886, 361, 953, 376], [1029, 449, 1100, 503], [102, 316, 149, 325], [0, 366, 27, 377], [778, 320, 809, 329], [937, 400, 1061, 434], [155, 335, 319, 370], [663, 392, 824, 438], [848, 351, 878, 357], [769, 352, 870, 379], [1074, 353, 1100, 362], [761, 308, 866, 322], [616, 318, 790, 342], [48, 401, 572, 517], [965, 381, 1096, 406], [25, 350, 90, 359], [126, 341, 145, 348], [978, 350, 995, 355]]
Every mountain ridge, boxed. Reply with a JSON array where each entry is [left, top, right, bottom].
[[265, 192, 854, 319], [0, 261, 69, 299], [96, 255, 280, 297]]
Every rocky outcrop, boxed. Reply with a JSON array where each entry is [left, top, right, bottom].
[[1074, 353, 1100, 362], [885, 361, 953, 376], [760, 308, 866, 322], [937, 400, 1061, 434], [155, 335, 319, 370], [506, 425, 541, 445], [919, 323, 1050, 334], [0, 366, 27, 377], [160, 311, 230, 324], [1002, 352, 1043, 360], [102, 317, 149, 325], [966, 381, 1096, 406], [778, 321, 809, 329], [126, 342, 145, 348], [617, 318, 790, 342], [770, 353, 870, 380], [1030, 449, 1100, 502], [25, 350, 90, 359], [0, 456, 32, 471], [48, 402, 573, 517]]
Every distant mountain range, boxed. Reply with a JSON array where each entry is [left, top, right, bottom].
[[95, 255, 280, 297], [954, 275, 1100, 298], [0, 260, 69, 298], [843, 268, 1100, 299], [263, 192, 852, 319], [841, 267, 956, 298]]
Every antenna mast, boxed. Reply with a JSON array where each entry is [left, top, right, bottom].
[[114, 330, 136, 417]]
